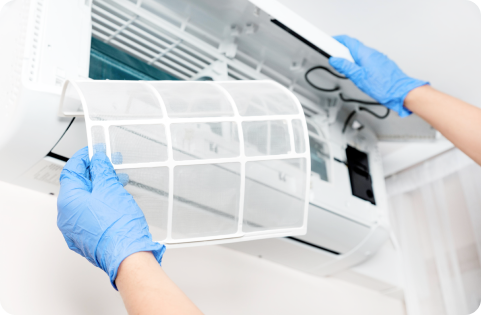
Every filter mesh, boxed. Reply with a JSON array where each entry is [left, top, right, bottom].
[[150, 82, 234, 118], [118, 167, 169, 241], [243, 158, 307, 232], [242, 120, 291, 156], [171, 122, 240, 160], [172, 163, 241, 239], [81, 81, 163, 121], [91, 126, 106, 153], [109, 124, 168, 164], [217, 82, 299, 116], [292, 119, 306, 154]]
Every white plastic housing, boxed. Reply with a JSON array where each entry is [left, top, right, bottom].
[[0, 0, 91, 184], [60, 80, 310, 247]]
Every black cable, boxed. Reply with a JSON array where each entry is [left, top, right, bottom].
[[339, 93, 383, 106], [305, 65, 390, 134], [359, 107, 390, 119], [306, 66, 347, 79], [304, 66, 345, 92], [342, 110, 357, 134], [342, 107, 391, 134], [304, 65, 385, 106], [342, 107, 390, 134]]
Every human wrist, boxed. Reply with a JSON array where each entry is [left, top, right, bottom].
[[404, 84, 432, 113], [116, 251, 155, 286], [116, 251, 165, 297]]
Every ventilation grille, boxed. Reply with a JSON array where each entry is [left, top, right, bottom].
[[90, 0, 323, 115], [91, 0, 216, 80], [29, 0, 44, 83], [0, 0, 31, 127]]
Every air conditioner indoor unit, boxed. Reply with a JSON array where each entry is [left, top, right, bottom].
[[0, 0, 432, 297]]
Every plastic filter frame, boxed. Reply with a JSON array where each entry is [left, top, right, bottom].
[[60, 80, 310, 248]]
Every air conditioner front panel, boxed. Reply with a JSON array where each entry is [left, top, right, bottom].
[[295, 204, 371, 254]]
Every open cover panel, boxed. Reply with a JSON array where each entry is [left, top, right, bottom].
[[89, 0, 436, 141], [60, 79, 310, 247]]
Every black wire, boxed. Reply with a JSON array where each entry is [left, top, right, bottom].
[[342, 107, 390, 134], [339, 93, 383, 106], [342, 110, 357, 134], [306, 66, 347, 79], [359, 107, 390, 119], [342, 107, 391, 134], [305, 65, 390, 134], [304, 66, 346, 92], [304, 65, 385, 106]]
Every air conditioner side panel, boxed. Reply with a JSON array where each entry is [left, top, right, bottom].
[[0, 89, 71, 182], [35, 0, 92, 87], [0, 0, 91, 184]]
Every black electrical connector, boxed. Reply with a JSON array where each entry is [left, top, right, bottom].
[[345, 146, 376, 205]]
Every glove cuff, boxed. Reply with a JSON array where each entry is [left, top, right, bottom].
[[95, 215, 166, 290], [109, 241, 165, 291], [387, 79, 429, 117]]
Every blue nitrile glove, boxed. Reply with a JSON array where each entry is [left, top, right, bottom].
[[329, 35, 428, 117], [57, 146, 165, 290]]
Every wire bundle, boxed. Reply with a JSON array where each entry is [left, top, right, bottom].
[[304, 66, 390, 133]]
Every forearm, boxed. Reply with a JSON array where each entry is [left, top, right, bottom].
[[116, 252, 203, 315], [404, 85, 481, 165]]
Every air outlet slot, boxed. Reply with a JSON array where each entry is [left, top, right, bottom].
[[90, 0, 325, 116]]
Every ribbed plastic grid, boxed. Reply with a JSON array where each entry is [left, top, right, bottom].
[[61, 80, 310, 247]]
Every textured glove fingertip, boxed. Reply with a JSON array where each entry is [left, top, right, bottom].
[[93, 143, 106, 154], [68, 146, 90, 162], [61, 147, 90, 181], [117, 173, 130, 187], [90, 152, 120, 186], [332, 34, 352, 46], [329, 57, 361, 79], [91, 151, 113, 168], [328, 57, 346, 72]]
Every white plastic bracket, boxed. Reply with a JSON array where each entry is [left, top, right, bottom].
[[190, 60, 229, 81]]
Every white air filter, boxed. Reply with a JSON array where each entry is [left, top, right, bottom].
[[60, 80, 310, 247]]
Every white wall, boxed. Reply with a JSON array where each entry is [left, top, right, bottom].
[[278, 0, 481, 108], [0, 181, 405, 314]]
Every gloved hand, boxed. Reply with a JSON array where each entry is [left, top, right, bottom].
[[57, 146, 165, 290], [329, 35, 428, 117]]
